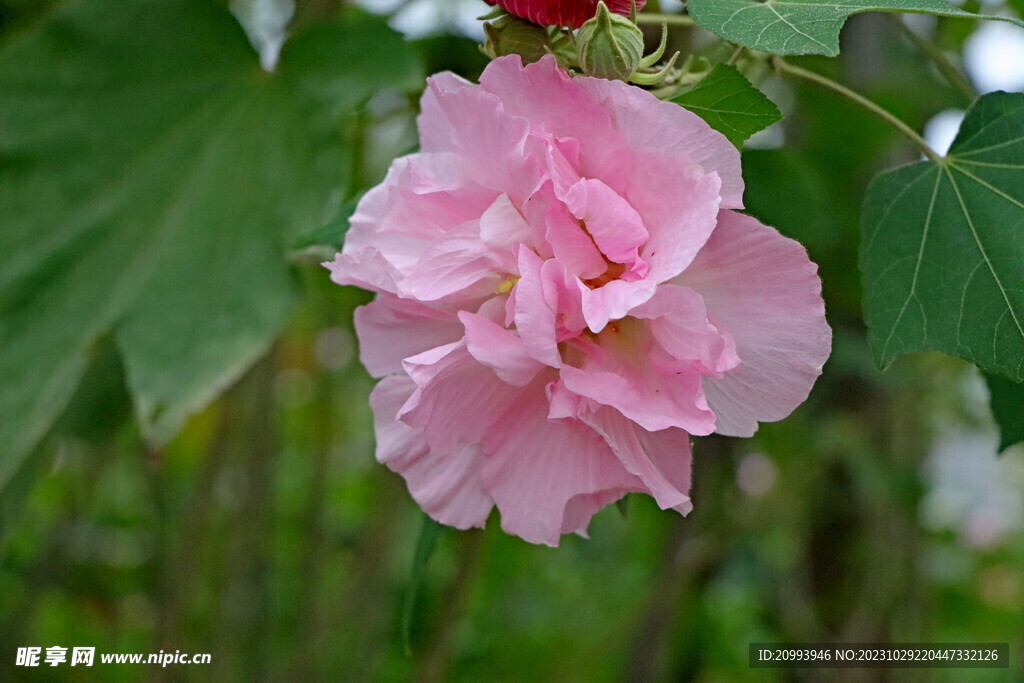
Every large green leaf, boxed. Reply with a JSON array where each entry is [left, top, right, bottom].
[[0, 1, 421, 487], [688, 0, 1024, 56], [860, 92, 1024, 383], [670, 64, 783, 148]]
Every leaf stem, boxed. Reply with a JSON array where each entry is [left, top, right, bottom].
[[726, 45, 745, 66], [636, 13, 694, 26], [889, 15, 975, 103], [773, 57, 942, 163]]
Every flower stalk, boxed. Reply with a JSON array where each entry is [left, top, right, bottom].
[[773, 56, 942, 163]]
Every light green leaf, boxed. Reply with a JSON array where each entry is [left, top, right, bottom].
[[984, 373, 1024, 453], [0, 1, 421, 488], [860, 92, 1024, 383], [670, 64, 783, 148], [688, 0, 1024, 57]]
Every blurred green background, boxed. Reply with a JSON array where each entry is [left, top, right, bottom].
[[1, 0, 1022, 680]]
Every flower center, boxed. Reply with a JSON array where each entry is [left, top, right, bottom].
[[575, 218, 630, 289], [582, 262, 626, 289]]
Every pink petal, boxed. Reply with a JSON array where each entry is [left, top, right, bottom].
[[559, 323, 717, 434], [353, 295, 464, 377], [403, 221, 503, 302], [370, 375, 493, 529], [576, 76, 743, 209], [560, 489, 628, 538], [512, 246, 562, 367], [419, 70, 541, 204], [460, 310, 545, 386], [324, 248, 403, 296], [564, 178, 649, 279], [399, 343, 524, 452], [326, 153, 499, 294], [479, 193, 537, 259], [578, 277, 657, 333], [630, 149, 723, 282], [675, 210, 831, 437], [529, 182, 606, 279], [577, 403, 693, 513], [539, 135, 582, 199], [479, 56, 632, 191], [540, 258, 588, 340], [417, 71, 475, 154], [630, 284, 740, 377], [480, 376, 643, 546]]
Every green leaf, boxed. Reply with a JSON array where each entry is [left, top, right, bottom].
[[400, 514, 444, 655], [688, 0, 1024, 57], [290, 198, 360, 252], [53, 338, 132, 445], [985, 373, 1024, 453], [0, 1, 421, 488], [670, 64, 783, 147], [860, 92, 1024, 383]]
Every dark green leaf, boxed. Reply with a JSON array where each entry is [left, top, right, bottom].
[[0, 1, 422, 489], [985, 372, 1024, 453], [400, 514, 444, 656], [861, 92, 1024, 382], [670, 64, 783, 147], [53, 339, 132, 445], [688, 0, 1024, 57]]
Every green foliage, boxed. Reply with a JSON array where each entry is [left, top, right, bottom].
[[0, 1, 421, 489], [401, 514, 445, 655], [860, 92, 1024, 382], [670, 64, 783, 147], [1, 3, 1022, 681], [985, 373, 1024, 452], [688, 0, 1024, 56]]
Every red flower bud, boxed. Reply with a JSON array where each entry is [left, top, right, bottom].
[[484, 0, 646, 29]]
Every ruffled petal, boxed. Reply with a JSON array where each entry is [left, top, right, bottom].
[[675, 210, 831, 437], [576, 402, 693, 513], [578, 277, 657, 333], [370, 375, 493, 529], [326, 153, 498, 293], [513, 246, 562, 366], [420, 69, 541, 203], [531, 182, 606, 279], [479, 56, 632, 190], [479, 193, 538, 259], [576, 76, 743, 209], [630, 149, 723, 282], [353, 295, 464, 377], [560, 323, 716, 434], [399, 343, 521, 451], [630, 284, 740, 378], [564, 178, 649, 278], [460, 310, 545, 386], [480, 376, 643, 546], [403, 221, 504, 302]]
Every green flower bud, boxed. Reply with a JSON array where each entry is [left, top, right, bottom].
[[483, 15, 552, 65], [576, 1, 643, 81]]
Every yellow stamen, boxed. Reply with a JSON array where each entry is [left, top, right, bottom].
[[496, 276, 519, 294]]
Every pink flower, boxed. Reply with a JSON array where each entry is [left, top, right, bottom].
[[325, 55, 831, 546], [485, 0, 645, 28]]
